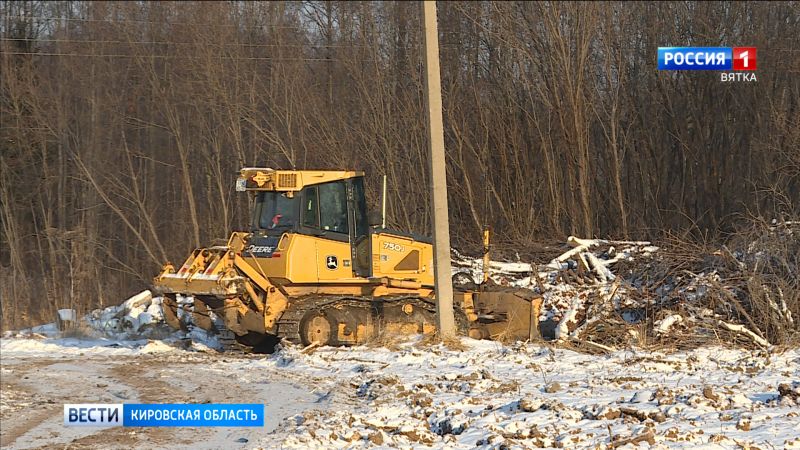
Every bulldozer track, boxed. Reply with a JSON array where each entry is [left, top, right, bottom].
[[274, 295, 387, 345], [275, 294, 466, 346], [166, 293, 468, 351]]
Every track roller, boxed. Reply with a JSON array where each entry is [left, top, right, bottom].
[[299, 310, 337, 346]]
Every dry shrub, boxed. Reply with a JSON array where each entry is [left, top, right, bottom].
[[364, 320, 413, 351], [564, 217, 799, 351], [441, 335, 468, 351], [729, 218, 799, 344], [365, 334, 405, 352], [628, 218, 798, 348], [414, 332, 440, 349], [412, 332, 468, 352]]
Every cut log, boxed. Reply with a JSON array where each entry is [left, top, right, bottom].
[[717, 320, 770, 347]]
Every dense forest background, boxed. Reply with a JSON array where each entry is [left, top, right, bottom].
[[1, 1, 798, 329]]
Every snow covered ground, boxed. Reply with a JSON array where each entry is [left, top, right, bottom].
[[253, 340, 800, 449], [0, 336, 321, 449], [1, 333, 798, 449], [2, 238, 797, 449]]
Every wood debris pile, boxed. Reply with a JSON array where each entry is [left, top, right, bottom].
[[456, 221, 799, 351]]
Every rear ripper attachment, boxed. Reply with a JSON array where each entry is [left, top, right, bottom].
[[154, 232, 279, 349]]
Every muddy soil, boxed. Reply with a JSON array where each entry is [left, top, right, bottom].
[[0, 351, 324, 449]]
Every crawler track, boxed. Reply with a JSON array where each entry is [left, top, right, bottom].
[[166, 293, 467, 351], [275, 295, 467, 346]]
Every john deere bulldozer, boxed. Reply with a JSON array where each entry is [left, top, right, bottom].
[[153, 168, 540, 350]]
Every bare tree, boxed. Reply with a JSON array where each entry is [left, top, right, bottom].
[[1, 1, 797, 329]]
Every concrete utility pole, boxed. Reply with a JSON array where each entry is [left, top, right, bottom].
[[422, 0, 456, 339]]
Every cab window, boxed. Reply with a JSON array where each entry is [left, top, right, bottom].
[[302, 186, 319, 228], [318, 182, 348, 234], [257, 192, 298, 230]]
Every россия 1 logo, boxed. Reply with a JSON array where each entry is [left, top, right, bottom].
[[658, 47, 757, 82]]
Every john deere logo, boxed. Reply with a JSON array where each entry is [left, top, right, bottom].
[[325, 255, 338, 270]]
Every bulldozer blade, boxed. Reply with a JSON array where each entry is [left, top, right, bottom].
[[192, 298, 215, 331], [162, 295, 187, 331], [473, 288, 543, 341]]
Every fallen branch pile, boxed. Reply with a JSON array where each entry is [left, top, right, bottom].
[[456, 220, 799, 351]]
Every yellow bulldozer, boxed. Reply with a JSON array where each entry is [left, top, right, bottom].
[[153, 168, 541, 350]]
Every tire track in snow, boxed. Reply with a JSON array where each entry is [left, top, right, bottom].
[[0, 359, 76, 448], [58, 358, 209, 449]]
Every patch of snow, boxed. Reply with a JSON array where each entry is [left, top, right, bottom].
[[138, 340, 177, 354], [187, 327, 223, 351], [555, 298, 582, 340], [0, 337, 146, 357]]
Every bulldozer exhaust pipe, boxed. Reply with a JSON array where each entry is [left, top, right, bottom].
[[381, 174, 387, 228]]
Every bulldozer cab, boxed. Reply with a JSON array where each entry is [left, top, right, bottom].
[[240, 169, 372, 278]]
